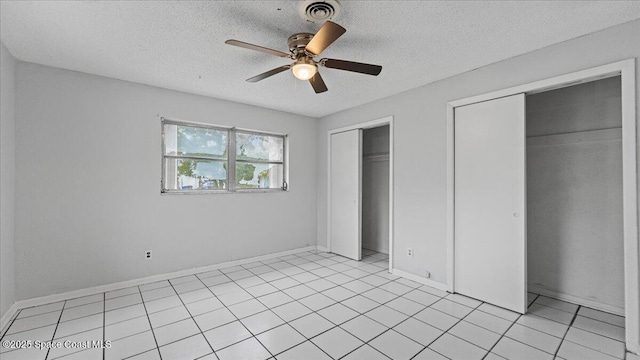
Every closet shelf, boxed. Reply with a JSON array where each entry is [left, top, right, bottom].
[[527, 127, 621, 147]]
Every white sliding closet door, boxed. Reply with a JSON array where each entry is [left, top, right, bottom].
[[454, 93, 527, 314], [330, 129, 362, 261]]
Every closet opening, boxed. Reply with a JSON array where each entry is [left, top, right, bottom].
[[447, 59, 637, 353], [526, 76, 624, 317], [362, 125, 390, 264], [328, 116, 393, 269]]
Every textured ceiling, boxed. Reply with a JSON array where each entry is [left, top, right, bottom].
[[2, 1, 640, 118]]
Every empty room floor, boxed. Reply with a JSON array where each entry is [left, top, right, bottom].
[[0, 250, 627, 360]]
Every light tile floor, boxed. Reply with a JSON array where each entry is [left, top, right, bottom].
[[0, 249, 628, 360]]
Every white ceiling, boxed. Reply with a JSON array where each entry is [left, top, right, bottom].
[[2, 1, 640, 118]]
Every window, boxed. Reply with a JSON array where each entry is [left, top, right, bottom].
[[162, 119, 286, 193]]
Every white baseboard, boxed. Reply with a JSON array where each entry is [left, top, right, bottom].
[[391, 268, 449, 292], [362, 246, 389, 255], [528, 285, 624, 316], [0, 245, 317, 333], [316, 245, 329, 252]]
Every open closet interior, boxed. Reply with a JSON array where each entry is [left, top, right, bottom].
[[362, 125, 390, 256], [526, 76, 624, 315]]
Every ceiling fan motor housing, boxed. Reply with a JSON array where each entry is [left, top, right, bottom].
[[300, 0, 341, 23], [288, 33, 314, 56]]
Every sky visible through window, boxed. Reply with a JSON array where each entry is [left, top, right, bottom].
[[163, 122, 284, 191]]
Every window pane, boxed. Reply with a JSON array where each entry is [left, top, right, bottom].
[[236, 133, 283, 162], [164, 124, 227, 158], [235, 162, 283, 189], [164, 158, 227, 190]]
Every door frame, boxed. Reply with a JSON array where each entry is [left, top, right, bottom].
[[446, 59, 638, 353], [327, 116, 394, 271]]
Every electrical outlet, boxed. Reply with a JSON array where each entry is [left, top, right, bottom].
[[407, 248, 413, 257], [145, 250, 152, 260], [425, 271, 431, 278]]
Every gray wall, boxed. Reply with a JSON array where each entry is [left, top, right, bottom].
[[362, 126, 389, 254], [527, 77, 624, 311], [1, 43, 16, 319], [316, 20, 640, 291], [15, 63, 317, 300]]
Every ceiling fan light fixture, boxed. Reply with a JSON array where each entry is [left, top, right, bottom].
[[291, 60, 317, 80]]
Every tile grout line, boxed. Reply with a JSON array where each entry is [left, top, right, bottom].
[[4, 251, 618, 360], [23, 251, 344, 317], [0, 253, 479, 359], [196, 252, 341, 359], [259, 252, 394, 359], [190, 251, 393, 358], [150, 266, 520, 360], [256, 252, 398, 356], [7, 253, 425, 359], [81, 258, 306, 357], [166, 278, 230, 359], [0, 265, 384, 344], [193, 269, 263, 352], [4, 301, 108, 340], [249, 252, 436, 359], [192, 270, 281, 359], [407, 297, 487, 360], [137, 285, 163, 360], [480, 313, 522, 360], [259, 252, 434, 359], [478, 295, 623, 360], [57, 314, 145, 345], [482, 293, 576, 359], [0, 309, 22, 341], [561, 328, 627, 357], [479, 293, 540, 359], [342, 295, 460, 359], [340, 343, 392, 360], [266, 255, 372, 358], [13, 293, 110, 323], [4, 308, 65, 322], [554, 305, 581, 359], [455, 295, 622, 349], [564, 319, 626, 343], [295, 255, 404, 359], [339, 324, 406, 359], [531, 295, 626, 343], [44, 300, 67, 360]]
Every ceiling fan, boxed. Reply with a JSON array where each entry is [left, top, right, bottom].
[[225, 21, 382, 93]]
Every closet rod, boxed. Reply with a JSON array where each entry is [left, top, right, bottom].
[[526, 126, 622, 139], [363, 152, 389, 160]]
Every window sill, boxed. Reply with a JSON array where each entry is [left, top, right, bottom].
[[161, 189, 287, 195]]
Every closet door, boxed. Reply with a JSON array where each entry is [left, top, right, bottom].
[[330, 129, 362, 261], [454, 94, 527, 314]]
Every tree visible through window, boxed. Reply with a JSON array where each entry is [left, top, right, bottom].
[[162, 119, 286, 193], [235, 132, 284, 189]]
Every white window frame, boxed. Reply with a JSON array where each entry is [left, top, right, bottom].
[[161, 118, 287, 194]]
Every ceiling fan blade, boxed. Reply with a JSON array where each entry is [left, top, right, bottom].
[[305, 21, 346, 56], [320, 58, 382, 76], [246, 65, 291, 83], [225, 39, 291, 58], [309, 72, 328, 93]]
